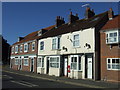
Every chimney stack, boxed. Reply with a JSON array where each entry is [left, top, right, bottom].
[[18, 37, 24, 42], [56, 16, 65, 27], [85, 6, 95, 19], [108, 8, 114, 20], [69, 12, 79, 24]]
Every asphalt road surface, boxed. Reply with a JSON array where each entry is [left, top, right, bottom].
[[2, 71, 88, 88]]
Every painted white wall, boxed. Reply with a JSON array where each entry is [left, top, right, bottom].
[[38, 28, 95, 55]]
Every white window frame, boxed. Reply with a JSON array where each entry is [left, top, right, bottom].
[[72, 34, 80, 48], [37, 57, 44, 68], [70, 55, 82, 71], [15, 58, 19, 65], [106, 30, 120, 44], [32, 42, 35, 51], [24, 43, 28, 52], [12, 46, 14, 54], [49, 56, 60, 68], [15, 45, 18, 54], [20, 45, 23, 53], [52, 37, 60, 50], [40, 41, 44, 51], [107, 58, 120, 70], [24, 58, 29, 66]]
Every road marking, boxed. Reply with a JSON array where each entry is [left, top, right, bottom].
[[20, 80, 39, 87], [3, 75, 13, 79], [10, 80, 34, 87], [3, 70, 106, 88]]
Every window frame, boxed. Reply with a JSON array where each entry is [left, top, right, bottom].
[[49, 56, 60, 68], [15, 45, 18, 54], [70, 55, 82, 71], [24, 58, 29, 66], [12, 46, 14, 54], [40, 41, 44, 51], [72, 34, 80, 48], [32, 42, 35, 51], [20, 45, 23, 53], [107, 58, 120, 70], [52, 37, 60, 50], [24, 43, 28, 52], [106, 30, 119, 44], [37, 57, 44, 68], [15, 58, 19, 65]]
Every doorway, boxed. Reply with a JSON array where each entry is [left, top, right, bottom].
[[64, 57, 68, 76], [87, 56, 93, 79], [31, 58, 34, 72]]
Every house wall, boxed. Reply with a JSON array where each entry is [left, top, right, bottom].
[[38, 28, 95, 55], [10, 40, 38, 73], [38, 28, 96, 79], [100, 32, 120, 82], [10, 56, 37, 73]]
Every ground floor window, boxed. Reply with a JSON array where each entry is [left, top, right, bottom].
[[107, 58, 120, 70], [37, 57, 44, 67], [24, 58, 29, 66], [49, 56, 60, 68], [15, 58, 19, 65], [70, 55, 82, 71]]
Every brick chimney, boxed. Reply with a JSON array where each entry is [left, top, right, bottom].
[[108, 8, 114, 20], [85, 6, 95, 19], [69, 12, 79, 24], [56, 16, 65, 27]]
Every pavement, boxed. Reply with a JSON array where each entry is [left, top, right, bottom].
[[2, 65, 120, 89]]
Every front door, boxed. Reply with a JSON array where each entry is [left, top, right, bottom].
[[31, 58, 34, 72], [87, 56, 92, 79], [64, 58, 68, 76]]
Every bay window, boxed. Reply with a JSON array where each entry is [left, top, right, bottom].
[[24, 58, 29, 66], [49, 56, 60, 68]]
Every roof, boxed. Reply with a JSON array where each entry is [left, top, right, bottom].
[[40, 11, 108, 39], [12, 25, 55, 46], [101, 15, 120, 30]]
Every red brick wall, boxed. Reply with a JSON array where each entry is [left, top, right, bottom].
[[100, 32, 120, 82], [10, 40, 38, 73], [11, 57, 37, 73]]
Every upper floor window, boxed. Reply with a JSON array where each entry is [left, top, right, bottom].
[[32, 42, 35, 51], [20, 45, 23, 53], [73, 34, 80, 47], [40, 41, 44, 51], [106, 30, 120, 44], [52, 37, 60, 50], [107, 58, 120, 70], [24, 43, 28, 52], [12, 47, 14, 54], [15, 45, 18, 53]]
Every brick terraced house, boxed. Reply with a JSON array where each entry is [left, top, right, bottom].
[[10, 25, 55, 73], [100, 9, 120, 82]]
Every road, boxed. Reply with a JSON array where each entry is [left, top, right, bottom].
[[2, 71, 88, 88]]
